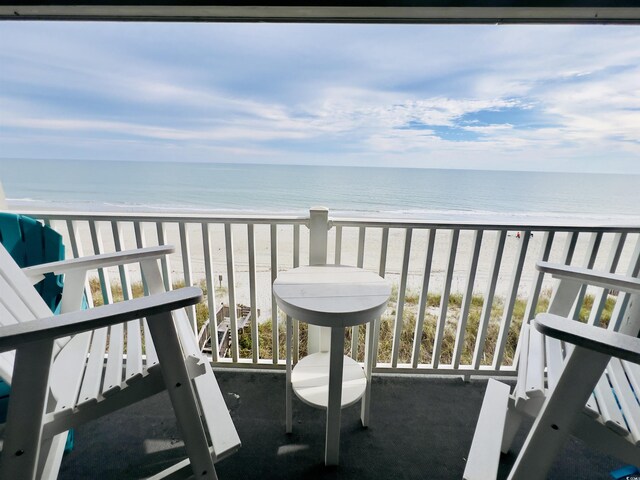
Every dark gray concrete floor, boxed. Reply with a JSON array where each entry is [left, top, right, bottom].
[[59, 371, 625, 479]]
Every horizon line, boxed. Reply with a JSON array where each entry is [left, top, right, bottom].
[[1, 157, 637, 177]]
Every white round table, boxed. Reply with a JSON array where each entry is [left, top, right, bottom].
[[273, 265, 391, 466]]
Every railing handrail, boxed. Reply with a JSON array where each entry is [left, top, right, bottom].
[[332, 217, 640, 232], [15, 210, 310, 225], [17, 209, 640, 231]]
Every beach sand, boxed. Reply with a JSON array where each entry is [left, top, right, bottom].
[[46, 217, 639, 321]]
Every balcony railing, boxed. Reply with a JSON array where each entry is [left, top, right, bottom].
[[21, 208, 640, 378]]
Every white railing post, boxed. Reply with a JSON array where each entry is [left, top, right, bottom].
[[0, 179, 8, 209], [309, 206, 329, 266], [571, 232, 602, 320], [225, 223, 239, 362], [308, 207, 330, 354], [179, 222, 196, 331], [391, 228, 413, 367]]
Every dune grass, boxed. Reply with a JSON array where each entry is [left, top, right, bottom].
[[237, 288, 611, 367], [89, 278, 615, 366], [89, 277, 213, 331]]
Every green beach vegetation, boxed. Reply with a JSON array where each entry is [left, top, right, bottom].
[[239, 286, 615, 366], [89, 279, 615, 367], [89, 277, 214, 332]]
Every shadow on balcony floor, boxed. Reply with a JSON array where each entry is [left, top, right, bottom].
[[59, 371, 623, 479]]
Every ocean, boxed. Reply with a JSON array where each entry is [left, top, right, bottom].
[[1, 159, 639, 224]]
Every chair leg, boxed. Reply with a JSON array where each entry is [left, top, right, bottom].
[[37, 432, 69, 480], [501, 407, 523, 454], [0, 340, 55, 480], [507, 346, 610, 480], [147, 312, 218, 480]]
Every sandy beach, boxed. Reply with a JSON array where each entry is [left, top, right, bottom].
[[43, 216, 639, 321]]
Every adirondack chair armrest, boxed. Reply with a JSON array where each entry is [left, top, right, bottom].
[[536, 261, 640, 295], [22, 245, 175, 280], [534, 313, 640, 364], [0, 286, 203, 353]]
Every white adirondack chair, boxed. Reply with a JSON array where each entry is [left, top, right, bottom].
[[0, 243, 240, 480], [464, 257, 640, 480]]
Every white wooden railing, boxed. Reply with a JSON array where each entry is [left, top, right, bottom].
[[21, 208, 640, 378]]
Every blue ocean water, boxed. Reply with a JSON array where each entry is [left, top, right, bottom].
[[1, 159, 639, 223]]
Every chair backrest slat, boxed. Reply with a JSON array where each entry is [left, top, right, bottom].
[[124, 320, 143, 383], [0, 352, 15, 384], [594, 369, 629, 436], [524, 326, 546, 398], [174, 308, 201, 358], [102, 324, 124, 396], [0, 245, 52, 322], [623, 360, 640, 404], [142, 318, 159, 370], [620, 293, 640, 337], [0, 273, 38, 329], [608, 359, 640, 443], [0, 292, 18, 325], [544, 336, 564, 392], [77, 327, 108, 406], [0, 244, 71, 383], [49, 331, 93, 413]]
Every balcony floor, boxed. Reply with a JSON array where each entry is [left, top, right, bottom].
[[59, 371, 622, 479]]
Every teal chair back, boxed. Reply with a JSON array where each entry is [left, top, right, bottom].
[[0, 213, 74, 450], [0, 213, 65, 312]]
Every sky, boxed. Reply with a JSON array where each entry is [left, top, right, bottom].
[[1, 22, 639, 173]]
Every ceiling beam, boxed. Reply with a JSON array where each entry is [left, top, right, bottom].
[[1, 1, 640, 24]]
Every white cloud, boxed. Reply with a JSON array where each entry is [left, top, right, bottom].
[[1, 23, 640, 172]]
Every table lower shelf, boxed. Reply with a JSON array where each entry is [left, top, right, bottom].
[[291, 352, 367, 409]]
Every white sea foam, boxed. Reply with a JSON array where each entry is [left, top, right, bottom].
[[3, 160, 640, 225]]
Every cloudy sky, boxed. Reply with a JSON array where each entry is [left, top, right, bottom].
[[1, 22, 639, 173]]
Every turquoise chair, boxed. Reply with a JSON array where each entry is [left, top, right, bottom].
[[0, 212, 74, 450], [0, 213, 65, 312]]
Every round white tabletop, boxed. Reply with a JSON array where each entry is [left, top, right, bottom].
[[272, 265, 391, 328]]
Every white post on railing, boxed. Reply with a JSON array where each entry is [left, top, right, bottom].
[[309, 206, 329, 265], [270, 224, 279, 364], [88, 221, 114, 305], [308, 207, 330, 354], [178, 222, 196, 331], [226, 223, 239, 362], [0, 179, 7, 210], [293, 225, 301, 363], [133, 221, 150, 296], [391, 228, 413, 367], [571, 232, 602, 320], [156, 222, 173, 292], [247, 224, 259, 363], [587, 232, 626, 326], [352, 227, 366, 359], [412, 229, 435, 368], [202, 223, 220, 362]]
